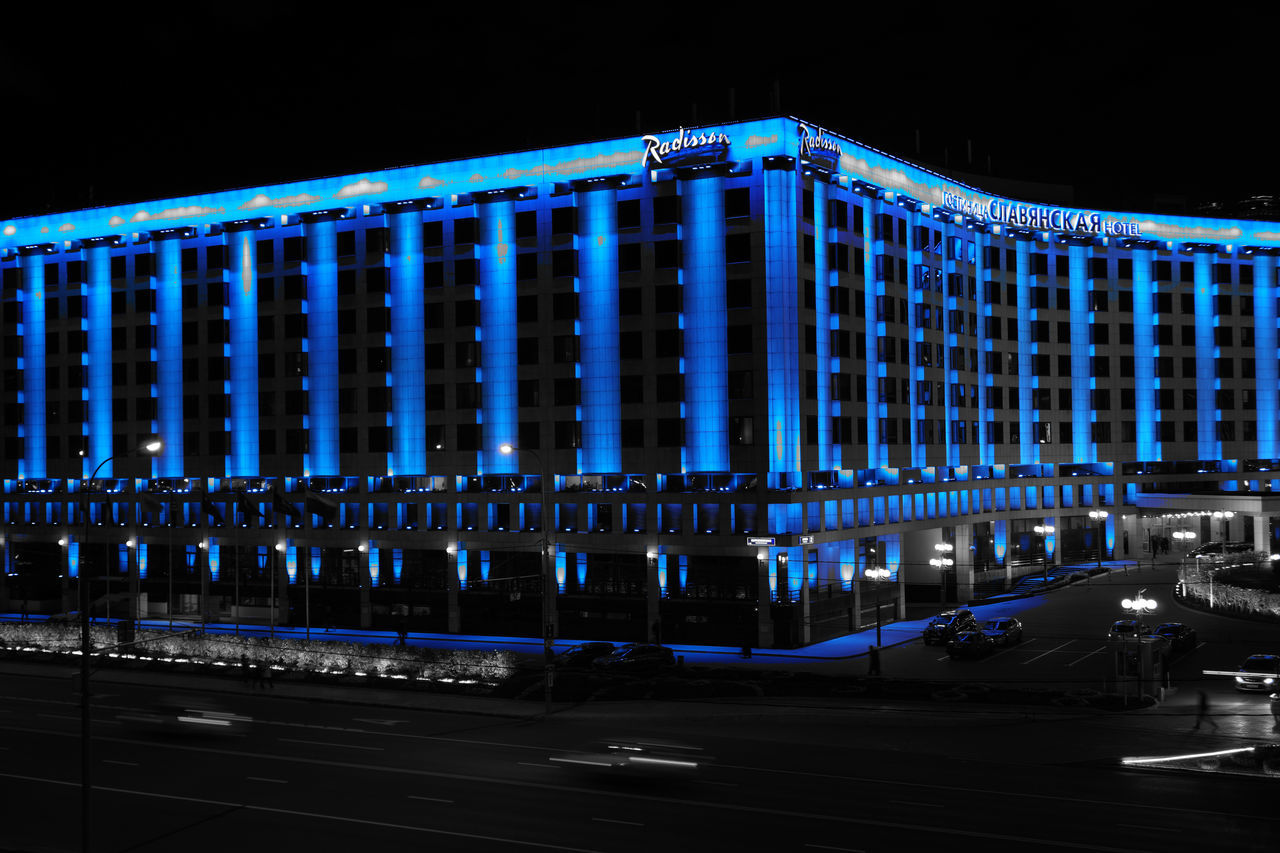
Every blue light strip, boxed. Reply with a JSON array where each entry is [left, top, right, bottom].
[[1255, 255, 1278, 459], [1193, 252, 1220, 461], [576, 188, 621, 473], [478, 199, 517, 474], [19, 252, 46, 478], [764, 166, 800, 478], [85, 243, 114, 474], [229, 228, 259, 476], [155, 237, 184, 476], [682, 174, 729, 472], [1015, 239, 1035, 462], [388, 209, 427, 475], [1131, 248, 1157, 460], [811, 179, 831, 471], [1068, 244, 1093, 462], [305, 217, 340, 475]]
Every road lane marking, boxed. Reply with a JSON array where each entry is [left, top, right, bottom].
[[279, 738, 383, 751], [37, 714, 80, 722], [408, 795, 454, 804], [247, 777, 288, 784], [103, 760, 138, 767], [1118, 824, 1175, 833], [891, 800, 939, 808], [805, 845, 865, 853], [518, 762, 557, 769], [1021, 640, 1075, 664], [0, 771, 607, 852], [592, 818, 643, 826], [1065, 646, 1108, 667]]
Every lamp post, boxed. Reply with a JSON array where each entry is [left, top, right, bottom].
[[1121, 588, 1158, 632], [1172, 528, 1196, 556], [1033, 523, 1054, 587], [930, 542, 954, 604], [865, 566, 890, 648], [1089, 510, 1109, 572], [499, 442, 555, 717], [79, 439, 161, 853]]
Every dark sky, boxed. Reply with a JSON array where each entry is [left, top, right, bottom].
[[4, 5, 1276, 222]]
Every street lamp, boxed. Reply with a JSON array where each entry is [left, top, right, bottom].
[[79, 438, 161, 853], [930, 542, 954, 604], [1089, 510, 1109, 572], [865, 566, 890, 648], [498, 442, 555, 717], [1121, 588, 1158, 631], [1033, 524, 1054, 587], [1172, 528, 1196, 555]]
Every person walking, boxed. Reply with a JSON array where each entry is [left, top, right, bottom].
[[867, 644, 882, 676], [1192, 689, 1218, 731], [1270, 692, 1280, 731], [241, 653, 252, 685]]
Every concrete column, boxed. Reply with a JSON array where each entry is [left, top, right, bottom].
[[358, 544, 371, 629], [446, 547, 461, 633], [645, 551, 661, 644], [798, 553, 811, 646], [1254, 515, 1271, 554], [756, 554, 772, 649], [954, 525, 974, 603]]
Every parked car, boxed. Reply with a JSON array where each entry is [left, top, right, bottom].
[[981, 617, 1024, 646], [922, 609, 977, 645], [1152, 622, 1198, 653], [1189, 541, 1252, 558], [553, 642, 616, 668], [593, 644, 676, 673], [946, 630, 995, 659], [1235, 654, 1280, 692], [1107, 619, 1153, 640]]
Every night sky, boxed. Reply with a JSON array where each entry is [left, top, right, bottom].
[[4, 5, 1276, 223]]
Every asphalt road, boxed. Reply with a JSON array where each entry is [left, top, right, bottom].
[[1, 664, 1276, 853]]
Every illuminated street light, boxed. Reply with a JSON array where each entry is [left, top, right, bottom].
[[1034, 524, 1054, 587], [1089, 510, 1109, 572], [865, 566, 890, 648]]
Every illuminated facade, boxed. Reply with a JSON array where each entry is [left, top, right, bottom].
[[3, 117, 1279, 648]]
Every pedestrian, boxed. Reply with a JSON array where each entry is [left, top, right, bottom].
[[1192, 689, 1218, 731], [396, 619, 408, 647], [257, 662, 273, 689], [1270, 693, 1280, 731], [241, 653, 251, 684], [867, 644, 882, 676]]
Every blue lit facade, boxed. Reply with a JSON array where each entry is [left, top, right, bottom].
[[3, 117, 1280, 648]]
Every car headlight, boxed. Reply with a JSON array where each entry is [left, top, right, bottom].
[[1267, 678, 1276, 685], [1236, 676, 1247, 682]]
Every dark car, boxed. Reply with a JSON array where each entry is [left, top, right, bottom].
[[981, 617, 1024, 646], [1152, 622, 1197, 653], [553, 642, 616, 668], [115, 694, 251, 737], [947, 630, 995, 659], [1235, 654, 1280, 692], [1107, 619, 1153, 640], [922, 609, 977, 645], [594, 644, 676, 673]]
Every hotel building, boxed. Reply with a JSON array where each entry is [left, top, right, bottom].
[[2, 117, 1277, 647]]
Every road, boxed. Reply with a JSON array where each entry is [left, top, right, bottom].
[[1, 662, 1275, 853]]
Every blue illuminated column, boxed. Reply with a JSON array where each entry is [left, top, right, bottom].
[[387, 204, 427, 475], [1192, 251, 1220, 461], [19, 249, 48, 478], [942, 220, 959, 467], [1015, 239, 1036, 462], [84, 240, 114, 475], [764, 162, 801, 479], [907, 211, 924, 467], [477, 197, 518, 474], [1255, 254, 1278, 459], [303, 213, 340, 475], [1067, 243, 1094, 463], [681, 174, 729, 472], [155, 235, 185, 476], [861, 196, 883, 467], [575, 187, 621, 473], [810, 178, 831, 471], [975, 230, 992, 464], [228, 226, 260, 476], [1131, 248, 1158, 460]]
